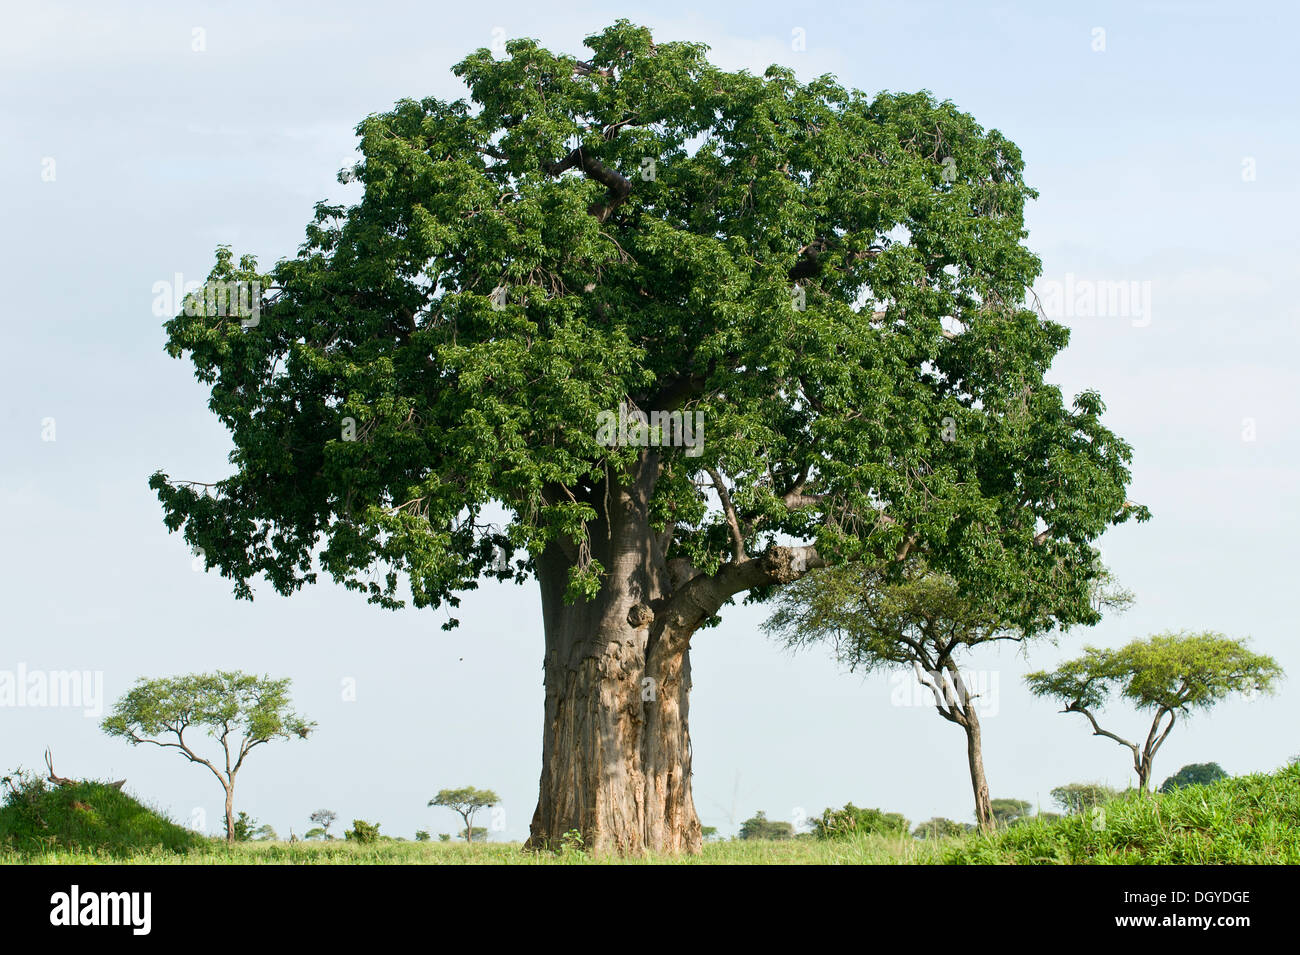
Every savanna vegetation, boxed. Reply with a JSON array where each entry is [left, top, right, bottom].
[[9, 22, 1291, 868]]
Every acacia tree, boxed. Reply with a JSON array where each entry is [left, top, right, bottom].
[[764, 562, 1131, 831], [309, 808, 337, 838], [429, 787, 499, 843], [102, 671, 314, 843], [1027, 632, 1282, 792], [150, 21, 1146, 853]]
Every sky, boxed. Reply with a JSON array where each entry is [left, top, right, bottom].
[[2, 1, 1298, 842]]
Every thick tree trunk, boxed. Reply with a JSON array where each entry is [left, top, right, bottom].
[[522, 455, 817, 854], [963, 709, 993, 832], [528, 618, 701, 854], [526, 458, 702, 854]]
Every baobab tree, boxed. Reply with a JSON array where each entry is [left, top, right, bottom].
[[149, 20, 1146, 853], [1027, 632, 1281, 792]]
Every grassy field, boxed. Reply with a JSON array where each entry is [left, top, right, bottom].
[[4, 764, 1297, 864], [1, 834, 946, 865]]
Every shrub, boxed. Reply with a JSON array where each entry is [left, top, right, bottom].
[[913, 817, 966, 840], [345, 819, 381, 843], [738, 811, 794, 840], [812, 803, 909, 840]]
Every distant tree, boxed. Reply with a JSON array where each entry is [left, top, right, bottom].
[[1028, 632, 1282, 791], [252, 823, 278, 841], [700, 826, 719, 841], [414, 830, 431, 842], [309, 809, 337, 838], [913, 817, 965, 840], [811, 804, 909, 840], [989, 798, 1032, 828], [438, 833, 451, 843], [1159, 762, 1228, 794], [738, 811, 794, 841], [102, 671, 314, 843], [429, 787, 499, 844], [303, 827, 327, 840], [1051, 782, 1117, 815], [765, 562, 1132, 832], [459, 826, 489, 842], [345, 819, 381, 843]]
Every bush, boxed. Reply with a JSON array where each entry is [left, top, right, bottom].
[[231, 811, 258, 841], [414, 830, 431, 842], [738, 811, 794, 840], [944, 764, 1300, 864], [1159, 762, 1229, 794], [345, 819, 381, 843], [812, 803, 909, 840], [913, 817, 966, 840]]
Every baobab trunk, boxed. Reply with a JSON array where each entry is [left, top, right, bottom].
[[963, 709, 993, 832], [528, 619, 701, 853], [526, 462, 702, 855]]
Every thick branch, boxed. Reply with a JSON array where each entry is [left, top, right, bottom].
[[541, 147, 633, 223]]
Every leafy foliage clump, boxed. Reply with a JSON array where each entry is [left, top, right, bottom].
[[345, 819, 382, 843], [944, 764, 1300, 864], [811, 803, 909, 840], [0, 771, 205, 857], [1160, 762, 1229, 793], [738, 811, 794, 841]]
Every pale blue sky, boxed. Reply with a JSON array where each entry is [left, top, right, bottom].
[[2, 1, 1297, 841]]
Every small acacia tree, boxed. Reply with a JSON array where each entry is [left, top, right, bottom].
[[150, 20, 1146, 853], [429, 787, 498, 843], [309, 808, 338, 838], [1027, 632, 1282, 792], [102, 671, 314, 843], [764, 561, 1131, 831]]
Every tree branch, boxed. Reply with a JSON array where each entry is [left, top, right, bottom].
[[541, 147, 633, 222]]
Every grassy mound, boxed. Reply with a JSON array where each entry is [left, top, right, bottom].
[[0, 772, 206, 857], [944, 763, 1300, 864]]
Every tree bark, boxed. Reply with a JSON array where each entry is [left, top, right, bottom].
[[963, 709, 993, 832], [526, 457, 702, 854], [523, 454, 822, 854], [224, 785, 235, 844]]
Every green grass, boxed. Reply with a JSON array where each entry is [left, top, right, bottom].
[[1, 832, 945, 864], [4, 765, 1296, 864], [0, 773, 205, 858], [944, 763, 1300, 864]]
